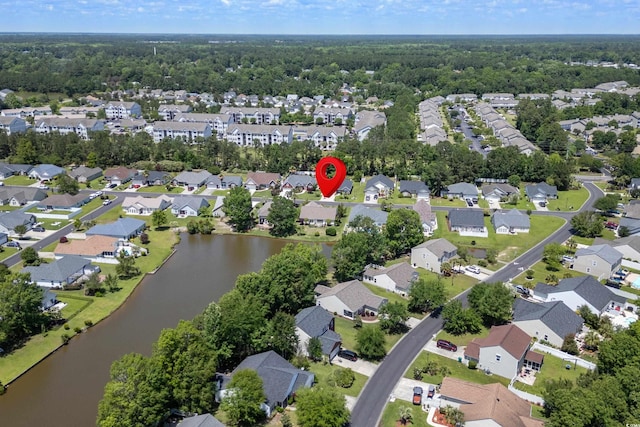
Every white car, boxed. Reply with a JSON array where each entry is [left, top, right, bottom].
[[465, 265, 481, 274]]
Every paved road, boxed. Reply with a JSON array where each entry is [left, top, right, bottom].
[[349, 180, 604, 427]]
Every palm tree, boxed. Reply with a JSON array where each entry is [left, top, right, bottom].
[[441, 262, 453, 277], [583, 330, 601, 351], [398, 406, 413, 425], [566, 237, 577, 253], [545, 274, 559, 285]]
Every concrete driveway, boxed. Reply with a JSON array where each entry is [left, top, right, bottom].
[[332, 355, 379, 377], [535, 202, 549, 211], [423, 339, 466, 361], [392, 377, 439, 405], [488, 200, 501, 210]]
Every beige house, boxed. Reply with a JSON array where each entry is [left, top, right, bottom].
[[314, 280, 387, 320], [299, 202, 336, 227], [362, 262, 418, 296], [410, 238, 457, 274], [572, 244, 623, 281]]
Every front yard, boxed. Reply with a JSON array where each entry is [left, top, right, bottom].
[[380, 400, 430, 427], [308, 361, 368, 398], [512, 260, 584, 286], [333, 316, 402, 355], [545, 187, 590, 212]]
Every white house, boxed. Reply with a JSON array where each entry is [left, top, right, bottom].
[[411, 238, 458, 274], [533, 276, 626, 316], [491, 209, 531, 234], [572, 244, 623, 281], [122, 195, 172, 216], [314, 279, 387, 320], [512, 299, 584, 348], [362, 262, 418, 296]]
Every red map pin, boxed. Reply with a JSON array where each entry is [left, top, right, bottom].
[[316, 156, 347, 198]]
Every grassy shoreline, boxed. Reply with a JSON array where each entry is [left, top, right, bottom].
[[0, 229, 180, 385]]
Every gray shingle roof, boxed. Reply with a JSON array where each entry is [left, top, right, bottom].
[[596, 235, 640, 253], [173, 170, 213, 186], [399, 180, 430, 195], [491, 209, 530, 229], [525, 182, 557, 199], [318, 330, 342, 356], [315, 279, 387, 312], [178, 414, 225, 427], [338, 179, 353, 193], [364, 262, 418, 292], [171, 196, 209, 212], [445, 182, 478, 198], [366, 174, 394, 189], [86, 217, 146, 239], [575, 244, 622, 265], [232, 350, 313, 410], [31, 164, 65, 179], [206, 175, 243, 187], [0, 210, 35, 230], [534, 276, 625, 312], [348, 205, 388, 226], [619, 217, 640, 235], [413, 238, 457, 258], [448, 209, 485, 228], [69, 166, 102, 180], [284, 174, 316, 188], [295, 306, 333, 337], [513, 299, 584, 340], [22, 255, 92, 283]]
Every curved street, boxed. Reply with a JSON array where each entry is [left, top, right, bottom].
[[349, 180, 604, 427]]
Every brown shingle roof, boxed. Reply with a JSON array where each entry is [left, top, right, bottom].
[[439, 377, 544, 427], [247, 172, 281, 187], [467, 324, 531, 360], [53, 235, 119, 257], [299, 201, 337, 221]]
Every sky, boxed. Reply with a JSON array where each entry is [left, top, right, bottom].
[[1, 0, 639, 35]]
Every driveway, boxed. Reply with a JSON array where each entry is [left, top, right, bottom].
[[423, 339, 466, 361], [534, 202, 548, 211], [392, 378, 439, 404], [332, 355, 378, 377], [488, 199, 501, 210]]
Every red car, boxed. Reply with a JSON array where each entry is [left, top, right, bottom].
[[412, 387, 423, 405], [437, 339, 458, 352]]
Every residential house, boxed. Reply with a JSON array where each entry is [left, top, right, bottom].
[[131, 171, 172, 187], [438, 377, 544, 427], [347, 204, 388, 228], [206, 175, 243, 190], [295, 305, 342, 361], [481, 183, 519, 202], [291, 126, 346, 150], [6, 163, 33, 176], [103, 166, 137, 186], [216, 351, 314, 417], [172, 170, 213, 189], [525, 182, 558, 204], [35, 117, 104, 140], [257, 201, 272, 225], [158, 104, 192, 121], [245, 172, 281, 191], [314, 279, 387, 320], [533, 276, 626, 316], [176, 414, 225, 427], [211, 196, 225, 218], [28, 164, 65, 181], [448, 209, 488, 237], [174, 113, 232, 138], [38, 194, 91, 211], [441, 182, 479, 200], [104, 101, 142, 119], [22, 255, 100, 288], [220, 106, 281, 124], [53, 235, 120, 262], [512, 299, 584, 347], [630, 178, 640, 191], [86, 217, 146, 240], [464, 324, 543, 379], [362, 262, 418, 296], [337, 179, 353, 195], [594, 235, 640, 262], [171, 196, 209, 217], [411, 238, 458, 274], [122, 195, 173, 216], [353, 110, 386, 141], [412, 199, 438, 235], [41, 288, 59, 311], [0, 116, 27, 135], [572, 244, 623, 280], [1, 106, 52, 118], [282, 174, 317, 193], [398, 180, 430, 199], [69, 166, 103, 183], [0, 232, 7, 246], [152, 121, 212, 143], [299, 202, 336, 227], [0, 211, 36, 234], [0, 187, 47, 206], [491, 209, 531, 234], [364, 175, 394, 201]]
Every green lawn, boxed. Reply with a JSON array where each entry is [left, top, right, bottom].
[[512, 354, 589, 396], [308, 361, 368, 398], [430, 197, 466, 207], [432, 211, 565, 264], [334, 181, 365, 203], [436, 326, 490, 347], [333, 316, 401, 355], [405, 351, 510, 387], [385, 191, 417, 205], [531, 404, 547, 421], [380, 400, 430, 427], [545, 187, 590, 212], [0, 228, 179, 384], [136, 185, 184, 194], [3, 175, 37, 186], [0, 247, 20, 261], [512, 260, 584, 286], [292, 191, 322, 201]]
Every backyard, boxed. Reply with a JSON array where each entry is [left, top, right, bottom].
[[512, 353, 589, 396]]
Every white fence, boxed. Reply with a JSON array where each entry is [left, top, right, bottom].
[[530, 342, 596, 370], [622, 259, 640, 271], [508, 383, 545, 406]]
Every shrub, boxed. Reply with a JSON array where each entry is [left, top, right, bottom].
[[61, 334, 71, 344], [74, 326, 82, 333], [314, 231, 320, 237], [468, 360, 478, 370], [477, 259, 488, 267], [139, 232, 149, 244], [413, 367, 423, 380], [63, 323, 70, 330], [186, 220, 198, 234], [291, 355, 310, 371], [326, 227, 337, 236], [84, 320, 93, 327], [333, 368, 356, 388]]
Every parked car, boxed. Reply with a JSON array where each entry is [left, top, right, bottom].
[[605, 279, 622, 289], [32, 226, 45, 232], [436, 339, 457, 352], [6, 241, 21, 248], [337, 349, 358, 361], [539, 201, 546, 207], [427, 385, 436, 399], [102, 199, 112, 206], [412, 386, 423, 405], [108, 183, 117, 189], [465, 198, 474, 207], [465, 265, 481, 274], [515, 285, 530, 297], [59, 236, 68, 243], [562, 255, 574, 264]]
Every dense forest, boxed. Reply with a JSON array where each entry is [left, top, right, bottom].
[[0, 34, 639, 101]]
